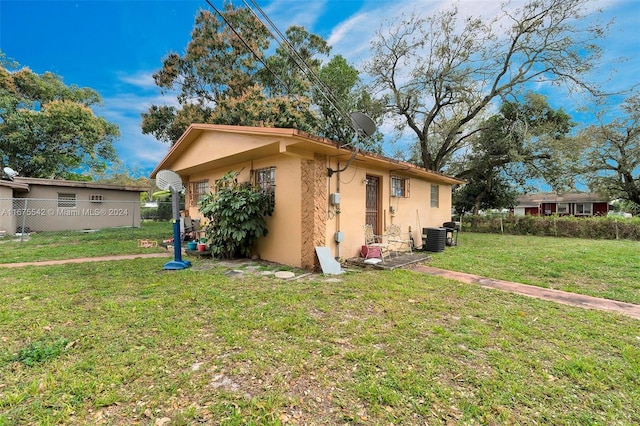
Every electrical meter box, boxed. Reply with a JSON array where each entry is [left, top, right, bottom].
[[334, 231, 345, 243], [330, 193, 341, 205]]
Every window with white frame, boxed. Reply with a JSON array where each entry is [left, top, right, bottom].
[[430, 184, 439, 208], [391, 176, 410, 197], [57, 193, 77, 208], [557, 203, 568, 214], [254, 167, 276, 206], [189, 179, 209, 207], [575, 203, 593, 215]]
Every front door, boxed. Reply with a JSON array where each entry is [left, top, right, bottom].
[[365, 175, 380, 235]]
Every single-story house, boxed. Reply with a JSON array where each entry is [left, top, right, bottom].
[[0, 177, 147, 235], [513, 193, 611, 217], [151, 124, 465, 270]]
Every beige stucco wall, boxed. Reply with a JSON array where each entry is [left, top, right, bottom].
[[257, 155, 303, 267], [168, 127, 459, 270], [172, 131, 273, 171], [323, 158, 454, 261], [186, 151, 455, 269], [186, 154, 306, 268]]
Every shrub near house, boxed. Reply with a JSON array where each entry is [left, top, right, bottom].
[[198, 171, 273, 259], [463, 214, 640, 240]]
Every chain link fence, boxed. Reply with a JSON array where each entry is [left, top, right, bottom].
[[140, 201, 183, 221], [0, 198, 178, 243]]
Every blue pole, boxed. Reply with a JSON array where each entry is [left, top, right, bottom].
[[173, 219, 182, 262], [164, 218, 191, 270], [164, 190, 191, 270]]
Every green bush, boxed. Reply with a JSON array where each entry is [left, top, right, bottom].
[[462, 214, 640, 240], [157, 201, 180, 220], [199, 171, 273, 259], [141, 206, 158, 220]]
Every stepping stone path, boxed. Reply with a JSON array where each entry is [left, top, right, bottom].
[[274, 271, 296, 279]]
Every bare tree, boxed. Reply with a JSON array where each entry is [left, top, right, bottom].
[[364, 0, 607, 175], [579, 92, 640, 205]]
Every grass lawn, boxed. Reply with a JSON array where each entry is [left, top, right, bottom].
[[2, 226, 639, 305], [427, 232, 640, 305], [0, 221, 172, 264], [1, 256, 639, 425]]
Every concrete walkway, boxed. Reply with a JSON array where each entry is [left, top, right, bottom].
[[0, 252, 172, 268], [413, 265, 640, 320], [2, 253, 638, 320]]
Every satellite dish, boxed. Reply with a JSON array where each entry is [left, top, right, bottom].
[[155, 169, 191, 270], [349, 112, 377, 138], [3, 167, 18, 181], [156, 169, 184, 192], [327, 112, 375, 177]]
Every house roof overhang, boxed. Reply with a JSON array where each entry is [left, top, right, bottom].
[[0, 179, 30, 193], [150, 124, 466, 186]]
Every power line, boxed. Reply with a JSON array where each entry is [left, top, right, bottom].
[[202, 0, 290, 93], [204, 0, 373, 149], [244, 0, 353, 128]]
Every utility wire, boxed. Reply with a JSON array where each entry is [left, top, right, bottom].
[[204, 0, 370, 150], [244, 0, 354, 129], [203, 0, 290, 94]]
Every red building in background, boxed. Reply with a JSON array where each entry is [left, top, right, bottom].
[[513, 193, 611, 217]]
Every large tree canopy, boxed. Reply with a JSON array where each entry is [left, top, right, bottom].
[[0, 53, 119, 178], [364, 0, 606, 177], [578, 92, 640, 205], [141, 5, 383, 147], [452, 93, 575, 214]]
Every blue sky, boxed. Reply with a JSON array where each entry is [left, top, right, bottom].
[[1, 0, 638, 178]]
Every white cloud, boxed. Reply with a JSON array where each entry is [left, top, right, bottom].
[[326, 12, 365, 47], [260, 0, 328, 32], [93, 72, 178, 174], [326, 12, 374, 65], [117, 71, 158, 90]]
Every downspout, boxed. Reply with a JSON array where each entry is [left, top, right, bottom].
[[336, 161, 341, 261]]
